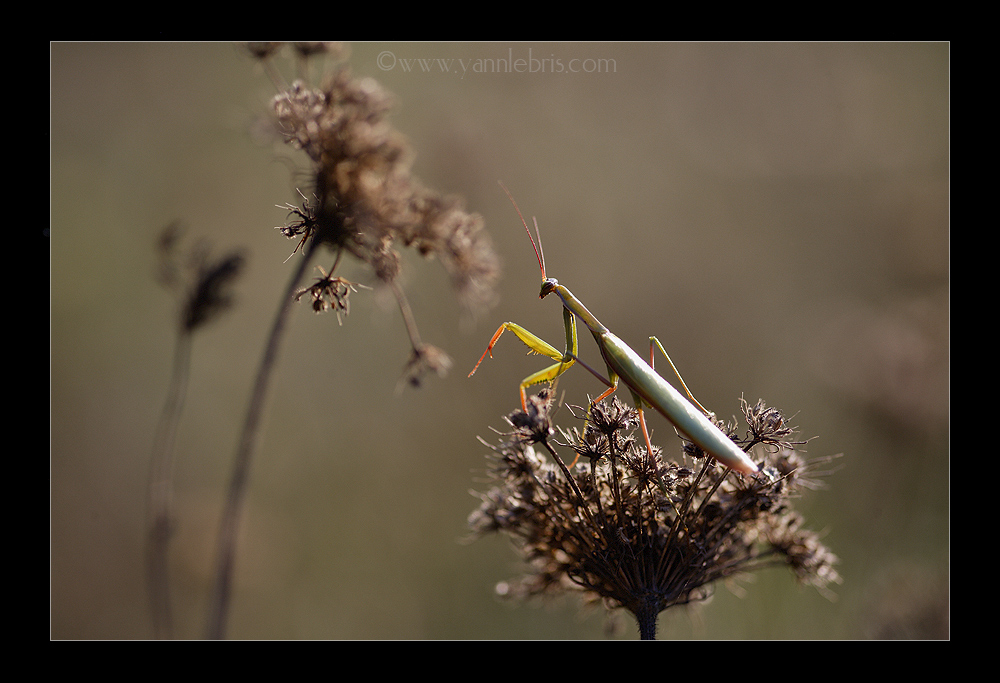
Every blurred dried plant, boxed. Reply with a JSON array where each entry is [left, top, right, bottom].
[[469, 391, 841, 639], [196, 42, 498, 638], [148, 224, 245, 639]]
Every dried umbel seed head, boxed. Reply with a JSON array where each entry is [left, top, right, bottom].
[[399, 343, 453, 390], [182, 252, 245, 332], [270, 61, 498, 310], [260, 44, 500, 387], [294, 265, 370, 324], [744, 397, 798, 447], [469, 394, 840, 639], [507, 389, 556, 446], [156, 223, 246, 333]]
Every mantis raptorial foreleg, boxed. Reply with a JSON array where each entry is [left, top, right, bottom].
[[469, 306, 578, 411]]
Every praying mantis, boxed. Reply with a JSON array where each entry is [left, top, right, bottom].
[[469, 183, 758, 475]]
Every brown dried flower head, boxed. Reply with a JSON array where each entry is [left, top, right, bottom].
[[156, 223, 246, 333], [269, 57, 499, 311], [251, 43, 499, 387], [294, 263, 370, 324], [469, 392, 841, 639]]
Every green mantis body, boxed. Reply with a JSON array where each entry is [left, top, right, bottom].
[[469, 185, 758, 476]]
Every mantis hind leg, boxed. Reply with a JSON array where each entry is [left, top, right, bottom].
[[649, 336, 713, 417]]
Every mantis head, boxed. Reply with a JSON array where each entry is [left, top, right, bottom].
[[539, 278, 559, 299]]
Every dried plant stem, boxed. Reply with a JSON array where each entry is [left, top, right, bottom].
[[146, 331, 193, 639], [206, 239, 319, 639], [635, 604, 658, 641]]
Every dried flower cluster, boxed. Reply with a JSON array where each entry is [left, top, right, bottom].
[[294, 260, 370, 324], [264, 44, 499, 309], [156, 223, 246, 333], [469, 391, 841, 639], [249, 43, 499, 384]]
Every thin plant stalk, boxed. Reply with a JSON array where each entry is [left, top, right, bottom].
[[148, 228, 244, 639], [146, 330, 192, 639], [206, 238, 319, 639]]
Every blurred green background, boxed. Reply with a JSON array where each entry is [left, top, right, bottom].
[[51, 42, 948, 639]]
